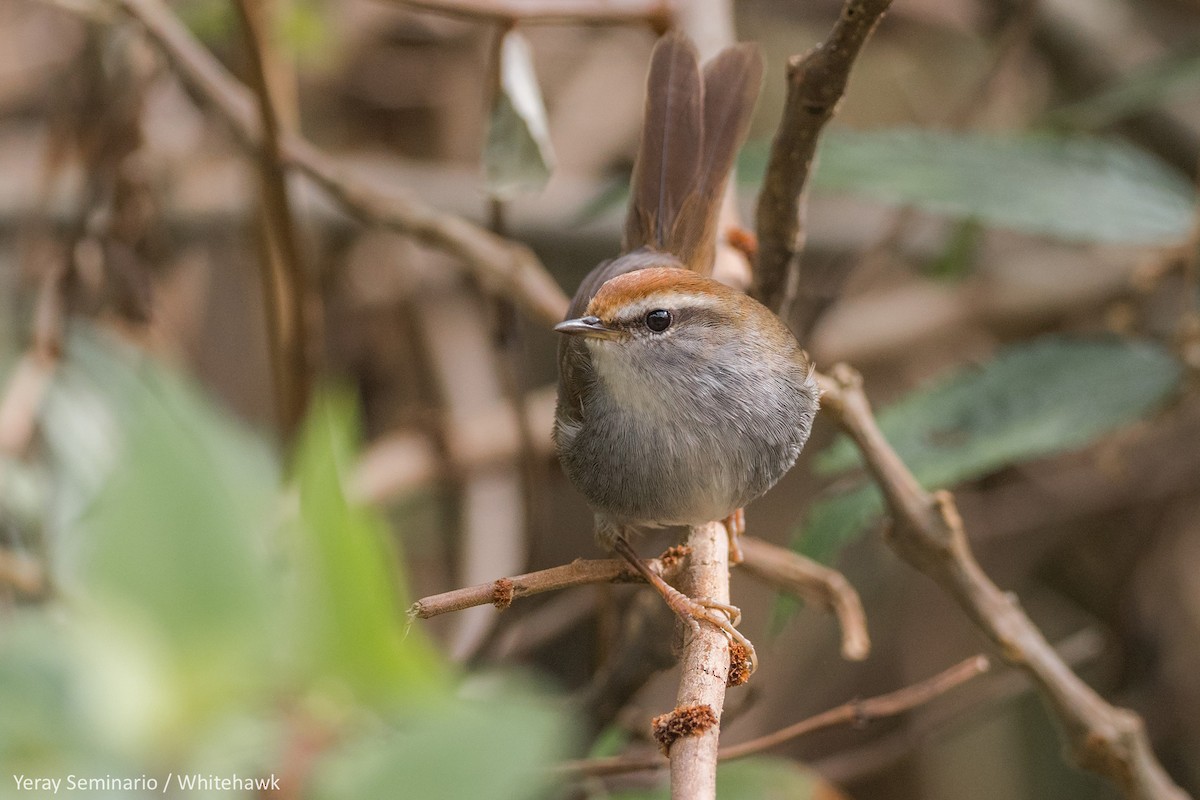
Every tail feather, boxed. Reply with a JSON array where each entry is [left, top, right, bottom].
[[623, 34, 703, 258], [676, 44, 764, 272], [623, 35, 764, 276]]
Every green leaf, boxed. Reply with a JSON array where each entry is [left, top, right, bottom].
[[1047, 45, 1200, 129], [612, 757, 821, 800], [310, 676, 572, 800], [797, 337, 1181, 561], [484, 30, 556, 199], [739, 129, 1196, 245], [288, 390, 444, 702], [36, 326, 280, 749]]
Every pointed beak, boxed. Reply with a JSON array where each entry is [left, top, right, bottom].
[[554, 315, 621, 340]]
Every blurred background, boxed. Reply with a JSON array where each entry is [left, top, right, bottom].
[[1, 0, 1199, 798]]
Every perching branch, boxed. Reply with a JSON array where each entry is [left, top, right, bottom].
[[409, 553, 685, 619], [752, 0, 894, 318], [111, 0, 571, 328], [817, 365, 1190, 800], [665, 521, 734, 800]]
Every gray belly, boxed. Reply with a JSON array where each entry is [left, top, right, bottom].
[[558, 373, 814, 528]]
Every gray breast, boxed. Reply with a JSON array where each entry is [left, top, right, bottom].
[[556, 341, 817, 528]]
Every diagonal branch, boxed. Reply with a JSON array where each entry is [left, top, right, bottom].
[[752, 0, 894, 318], [817, 365, 1190, 800], [111, 0, 571, 328], [562, 653, 990, 778]]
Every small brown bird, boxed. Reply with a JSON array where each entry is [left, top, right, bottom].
[[553, 34, 819, 667]]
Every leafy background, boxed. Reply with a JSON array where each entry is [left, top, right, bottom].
[[1, 0, 1199, 798]]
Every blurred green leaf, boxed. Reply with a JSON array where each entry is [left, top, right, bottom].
[[47, 328, 280, 745], [923, 218, 983, 282], [288, 390, 444, 702], [811, 129, 1195, 244], [739, 129, 1195, 245], [484, 30, 556, 199], [311, 676, 572, 800], [797, 337, 1181, 562], [1047, 44, 1200, 129], [612, 757, 820, 800]]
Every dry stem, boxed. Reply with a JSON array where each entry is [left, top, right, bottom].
[[113, 0, 571, 328], [739, 535, 869, 661], [233, 0, 312, 434], [752, 0, 894, 317], [564, 654, 990, 777], [409, 555, 682, 618], [817, 365, 1190, 800]]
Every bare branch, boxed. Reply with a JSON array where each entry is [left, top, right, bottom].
[[563, 654, 990, 777], [111, 0, 571, 328], [409, 554, 684, 618], [738, 535, 869, 661], [817, 365, 1191, 800], [233, 0, 312, 433], [667, 521, 732, 800], [752, 0, 893, 317], [387, 0, 674, 25]]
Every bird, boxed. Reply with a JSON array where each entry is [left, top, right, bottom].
[[553, 33, 820, 671]]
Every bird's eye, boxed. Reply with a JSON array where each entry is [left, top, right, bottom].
[[644, 309, 672, 332]]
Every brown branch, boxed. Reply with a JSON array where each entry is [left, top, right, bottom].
[[721, 653, 989, 760], [388, 0, 674, 26], [233, 0, 312, 434], [111, 0, 571, 329], [408, 554, 682, 618], [738, 535, 869, 661], [752, 0, 893, 317], [563, 654, 990, 778], [668, 521, 732, 800], [817, 365, 1191, 800]]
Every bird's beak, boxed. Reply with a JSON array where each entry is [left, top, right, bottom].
[[554, 315, 621, 340]]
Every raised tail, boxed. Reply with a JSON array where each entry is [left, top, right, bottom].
[[623, 34, 764, 275]]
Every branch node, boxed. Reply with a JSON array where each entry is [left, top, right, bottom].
[[727, 642, 752, 687], [491, 578, 516, 610], [652, 704, 719, 755]]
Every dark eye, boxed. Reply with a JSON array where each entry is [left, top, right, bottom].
[[644, 309, 672, 332]]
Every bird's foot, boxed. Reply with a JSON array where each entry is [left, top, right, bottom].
[[658, 583, 757, 675]]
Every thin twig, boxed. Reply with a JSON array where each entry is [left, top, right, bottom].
[[752, 0, 894, 318], [233, 0, 312, 434], [562, 654, 990, 777], [408, 555, 682, 618], [817, 365, 1190, 800], [721, 654, 990, 760], [110, 0, 571, 328], [389, 0, 674, 26], [739, 535, 869, 661]]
